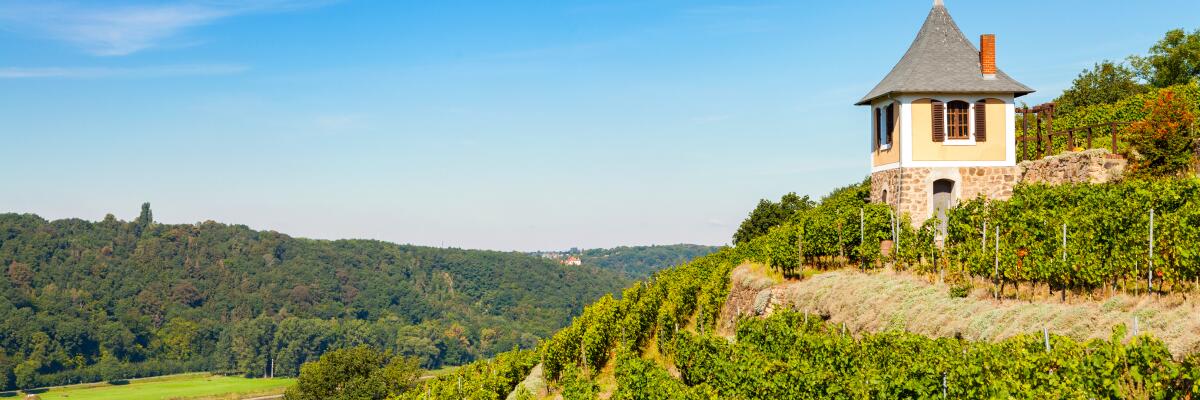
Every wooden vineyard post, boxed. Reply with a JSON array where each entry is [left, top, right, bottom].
[[888, 209, 894, 245], [1036, 117, 1044, 158], [893, 209, 900, 254], [982, 220, 987, 249], [797, 225, 803, 268], [1021, 108, 1029, 160], [1062, 223, 1067, 263], [1043, 328, 1051, 352], [1149, 208, 1155, 294], [1046, 108, 1055, 155], [993, 226, 1000, 299], [1111, 122, 1119, 153], [1087, 126, 1094, 149], [1134, 260, 1140, 296]]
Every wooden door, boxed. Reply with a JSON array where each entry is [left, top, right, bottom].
[[932, 179, 955, 237]]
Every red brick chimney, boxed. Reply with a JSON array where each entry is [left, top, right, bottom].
[[980, 34, 996, 78]]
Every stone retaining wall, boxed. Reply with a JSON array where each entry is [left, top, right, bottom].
[[1019, 149, 1126, 185]]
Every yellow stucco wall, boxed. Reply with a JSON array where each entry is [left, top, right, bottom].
[[872, 104, 901, 167], [911, 98, 1007, 162]]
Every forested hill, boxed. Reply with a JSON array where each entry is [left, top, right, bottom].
[[579, 245, 721, 279], [0, 205, 628, 390]]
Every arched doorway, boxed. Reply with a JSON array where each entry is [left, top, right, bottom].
[[932, 179, 955, 237]]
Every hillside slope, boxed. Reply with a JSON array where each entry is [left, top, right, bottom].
[[0, 206, 628, 390], [724, 264, 1200, 355]]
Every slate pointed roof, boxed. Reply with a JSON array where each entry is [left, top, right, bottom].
[[855, 3, 1034, 106]]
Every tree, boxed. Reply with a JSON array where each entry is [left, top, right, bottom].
[[1126, 89, 1197, 177], [1131, 28, 1200, 88], [6, 261, 33, 288], [284, 346, 419, 400], [0, 356, 11, 390], [96, 352, 125, 383], [158, 318, 199, 360], [170, 281, 203, 307], [133, 202, 152, 236], [732, 193, 814, 245], [1054, 60, 1147, 114], [13, 360, 38, 390], [228, 316, 276, 377]]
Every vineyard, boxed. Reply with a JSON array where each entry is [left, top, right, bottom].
[[666, 310, 1200, 398], [552, 178, 1200, 398], [385, 175, 1200, 398], [748, 178, 1200, 298]]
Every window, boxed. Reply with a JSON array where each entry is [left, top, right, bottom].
[[946, 101, 970, 140], [874, 107, 883, 150]]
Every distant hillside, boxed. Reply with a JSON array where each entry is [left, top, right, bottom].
[[578, 245, 721, 279], [531, 244, 721, 279], [0, 205, 629, 390]]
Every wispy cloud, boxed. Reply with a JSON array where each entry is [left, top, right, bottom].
[[0, 64, 249, 78], [0, 0, 335, 56]]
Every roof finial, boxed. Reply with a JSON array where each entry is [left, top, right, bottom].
[[934, 0, 944, 6]]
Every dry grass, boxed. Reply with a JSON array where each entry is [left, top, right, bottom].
[[593, 358, 617, 400], [759, 268, 1200, 356], [734, 262, 783, 288], [506, 364, 547, 400]]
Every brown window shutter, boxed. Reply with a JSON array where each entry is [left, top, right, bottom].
[[932, 100, 945, 142], [886, 103, 895, 146], [975, 100, 987, 142]]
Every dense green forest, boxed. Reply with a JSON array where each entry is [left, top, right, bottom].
[[0, 204, 630, 390], [578, 245, 721, 279]]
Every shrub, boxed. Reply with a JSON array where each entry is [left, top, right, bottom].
[[1126, 89, 1199, 177]]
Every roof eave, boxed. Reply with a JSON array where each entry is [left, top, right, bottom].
[[856, 89, 1036, 106]]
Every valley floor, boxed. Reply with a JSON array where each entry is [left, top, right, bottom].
[[3, 373, 294, 400]]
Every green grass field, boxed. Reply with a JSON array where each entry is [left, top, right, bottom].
[[2, 373, 295, 400]]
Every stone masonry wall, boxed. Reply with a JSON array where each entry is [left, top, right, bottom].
[[871, 166, 1020, 227], [871, 149, 1131, 227], [869, 168, 901, 211], [1019, 148, 1126, 185]]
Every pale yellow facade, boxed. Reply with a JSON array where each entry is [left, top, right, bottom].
[[909, 97, 1007, 162], [871, 103, 901, 167]]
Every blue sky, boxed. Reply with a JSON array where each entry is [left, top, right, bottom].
[[1, 0, 1198, 251]]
